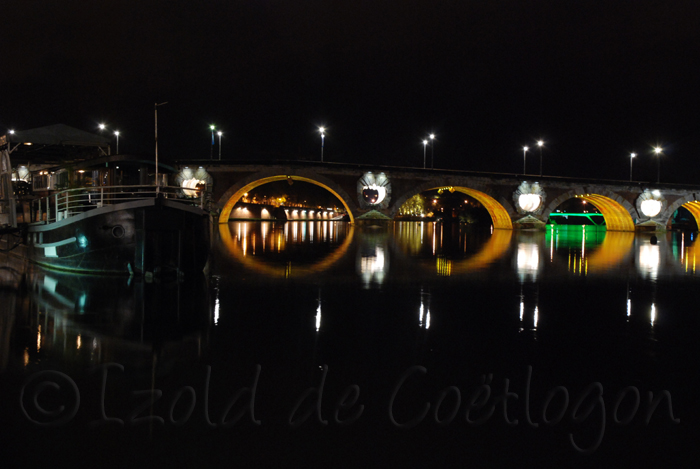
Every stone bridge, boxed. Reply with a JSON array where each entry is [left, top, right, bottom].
[[174, 160, 700, 231]]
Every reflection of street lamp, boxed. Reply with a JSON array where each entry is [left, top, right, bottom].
[[319, 127, 325, 162], [423, 140, 428, 168], [217, 131, 223, 160], [654, 146, 663, 183], [523, 146, 529, 174], [430, 134, 435, 169], [537, 140, 544, 176], [629, 152, 636, 181], [114, 131, 120, 154]]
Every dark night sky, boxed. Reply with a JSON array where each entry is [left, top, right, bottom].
[[3, 0, 700, 183]]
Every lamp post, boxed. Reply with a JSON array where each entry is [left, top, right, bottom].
[[98, 123, 106, 132], [210, 125, 215, 159], [114, 131, 120, 154], [217, 131, 223, 160], [430, 134, 435, 169], [155, 102, 168, 189], [319, 127, 325, 162], [523, 146, 529, 174], [629, 153, 636, 181], [423, 140, 428, 168], [654, 147, 662, 183], [537, 140, 544, 176]]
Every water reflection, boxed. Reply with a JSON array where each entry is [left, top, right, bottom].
[[218, 221, 354, 278], [587, 232, 634, 272], [638, 243, 660, 280], [518, 283, 540, 334], [672, 231, 699, 274], [394, 222, 513, 275], [1, 223, 695, 465], [218, 222, 700, 281], [315, 291, 322, 332], [357, 226, 390, 287], [418, 288, 431, 329], [517, 239, 540, 281], [545, 228, 635, 275], [1, 267, 210, 372]]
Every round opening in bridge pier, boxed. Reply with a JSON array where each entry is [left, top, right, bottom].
[[112, 225, 125, 238]]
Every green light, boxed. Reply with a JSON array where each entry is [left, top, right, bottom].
[[545, 225, 606, 249], [548, 213, 605, 226], [210, 125, 215, 130]]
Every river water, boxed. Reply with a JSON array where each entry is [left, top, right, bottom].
[[0, 221, 695, 467]]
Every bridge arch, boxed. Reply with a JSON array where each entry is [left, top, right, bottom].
[[543, 189, 636, 231], [217, 169, 358, 224], [391, 181, 515, 229], [662, 196, 700, 229]]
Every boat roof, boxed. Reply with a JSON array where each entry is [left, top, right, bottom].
[[1, 124, 111, 164]]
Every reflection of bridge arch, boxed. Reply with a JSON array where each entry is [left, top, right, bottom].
[[217, 170, 357, 224], [585, 231, 635, 272], [663, 197, 700, 229], [392, 182, 515, 229], [544, 190, 636, 231], [439, 229, 513, 274], [218, 222, 355, 278]]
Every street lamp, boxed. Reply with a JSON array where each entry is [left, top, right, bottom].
[[319, 127, 325, 162], [654, 147, 663, 183], [523, 146, 529, 174], [430, 134, 435, 169], [423, 140, 428, 169], [114, 131, 120, 154], [217, 131, 223, 160], [210, 125, 216, 159], [537, 140, 544, 176], [98, 123, 106, 132], [155, 102, 168, 189], [629, 153, 636, 181]]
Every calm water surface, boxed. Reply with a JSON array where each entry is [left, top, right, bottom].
[[1, 221, 696, 467]]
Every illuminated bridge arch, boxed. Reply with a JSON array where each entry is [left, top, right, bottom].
[[662, 197, 700, 229], [217, 170, 357, 224], [543, 190, 636, 232], [392, 182, 515, 229]]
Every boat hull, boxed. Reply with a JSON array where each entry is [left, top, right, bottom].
[[19, 198, 209, 276]]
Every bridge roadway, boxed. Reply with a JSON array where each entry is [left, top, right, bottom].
[[175, 160, 700, 231]]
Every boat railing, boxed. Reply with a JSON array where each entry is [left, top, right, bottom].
[[30, 185, 206, 224]]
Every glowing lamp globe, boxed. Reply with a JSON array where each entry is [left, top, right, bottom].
[[518, 194, 542, 212], [640, 199, 662, 217]]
